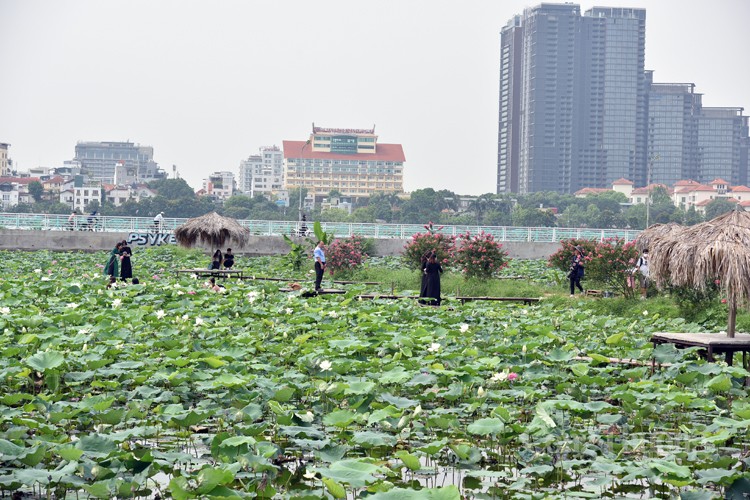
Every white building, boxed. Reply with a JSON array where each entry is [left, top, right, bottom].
[[201, 171, 235, 201], [238, 146, 284, 197]]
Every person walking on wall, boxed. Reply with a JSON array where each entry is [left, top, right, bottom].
[[153, 212, 164, 233], [569, 246, 585, 297], [313, 241, 326, 292], [636, 249, 650, 299]]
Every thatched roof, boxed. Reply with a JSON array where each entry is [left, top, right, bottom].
[[635, 222, 683, 252], [174, 212, 251, 250], [648, 209, 750, 336]]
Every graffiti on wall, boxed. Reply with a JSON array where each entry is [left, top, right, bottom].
[[127, 233, 176, 246]]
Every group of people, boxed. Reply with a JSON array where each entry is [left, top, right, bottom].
[[209, 248, 235, 270], [67, 211, 99, 231], [104, 240, 135, 283], [568, 245, 649, 298]]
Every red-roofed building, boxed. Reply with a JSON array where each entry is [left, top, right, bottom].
[[283, 124, 405, 199]]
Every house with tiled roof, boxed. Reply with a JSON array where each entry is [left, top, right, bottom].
[[573, 187, 611, 198], [611, 178, 634, 198]]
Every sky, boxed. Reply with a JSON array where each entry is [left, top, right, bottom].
[[1, 0, 748, 195]]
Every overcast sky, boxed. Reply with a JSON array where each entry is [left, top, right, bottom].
[[1, 0, 748, 195]]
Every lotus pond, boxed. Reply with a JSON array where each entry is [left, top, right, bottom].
[[0, 247, 749, 499]]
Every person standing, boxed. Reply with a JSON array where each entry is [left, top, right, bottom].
[[104, 242, 122, 278], [313, 241, 326, 292], [636, 249, 650, 299], [223, 248, 235, 269], [419, 251, 432, 303], [67, 211, 77, 231], [569, 246, 585, 296], [153, 212, 164, 233], [120, 240, 133, 281], [421, 252, 443, 306]]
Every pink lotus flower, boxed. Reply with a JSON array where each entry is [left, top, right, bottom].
[[507, 372, 519, 382]]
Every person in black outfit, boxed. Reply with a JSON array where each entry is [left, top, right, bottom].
[[421, 252, 443, 306], [223, 248, 234, 269], [120, 240, 133, 281], [569, 246, 585, 296], [210, 249, 222, 270], [418, 251, 432, 303]]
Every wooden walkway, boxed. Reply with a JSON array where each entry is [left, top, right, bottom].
[[651, 332, 750, 367], [279, 288, 539, 305]]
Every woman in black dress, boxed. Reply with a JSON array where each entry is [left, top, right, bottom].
[[120, 240, 133, 281], [421, 252, 443, 306]]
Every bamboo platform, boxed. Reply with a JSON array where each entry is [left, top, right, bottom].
[[651, 332, 750, 367]]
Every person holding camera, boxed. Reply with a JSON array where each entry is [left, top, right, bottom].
[[568, 246, 585, 296]]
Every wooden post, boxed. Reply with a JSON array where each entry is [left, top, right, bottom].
[[728, 298, 737, 339]]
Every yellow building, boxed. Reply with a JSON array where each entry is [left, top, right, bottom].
[[283, 124, 405, 199]]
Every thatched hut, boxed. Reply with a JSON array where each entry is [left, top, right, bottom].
[[174, 212, 251, 251], [635, 222, 683, 253], [647, 209, 750, 337]]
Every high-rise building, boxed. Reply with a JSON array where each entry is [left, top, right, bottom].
[[238, 146, 284, 197], [498, 4, 647, 194], [498, 4, 748, 194], [0, 143, 10, 177], [74, 141, 165, 184], [201, 171, 235, 201], [646, 75, 749, 188], [646, 79, 701, 186], [283, 124, 405, 199]]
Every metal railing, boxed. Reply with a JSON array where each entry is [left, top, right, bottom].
[[0, 212, 641, 243]]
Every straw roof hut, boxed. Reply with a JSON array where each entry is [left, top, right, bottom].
[[174, 212, 250, 251], [635, 222, 683, 252], [647, 209, 750, 337]]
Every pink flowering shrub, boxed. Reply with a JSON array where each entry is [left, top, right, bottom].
[[454, 231, 509, 279], [549, 238, 639, 297], [326, 235, 369, 278], [402, 225, 456, 269]]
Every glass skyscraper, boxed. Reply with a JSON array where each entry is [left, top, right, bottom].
[[498, 4, 647, 194]]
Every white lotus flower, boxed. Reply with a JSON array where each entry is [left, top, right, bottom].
[[397, 415, 408, 429], [643, 310, 649, 316], [297, 411, 314, 423], [112, 299, 122, 308], [303, 470, 317, 480], [181, 314, 189, 322], [195, 317, 204, 326], [491, 371, 509, 383], [82, 344, 88, 352], [285, 307, 293, 315], [34, 269, 42, 273], [413, 405, 422, 417], [522, 344, 527, 354], [328, 310, 338, 318], [156, 310, 166, 320], [190, 273, 198, 279], [174, 283, 181, 289], [40, 277, 50, 281], [319, 360, 332, 371], [78, 328, 89, 335], [176, 290, 184, 295], [459, 323, 469, 333], [67, 303, 79, 309], [0, 307, 10, 315], [247, 291, 259, 303], [427, 342, 441, 353]]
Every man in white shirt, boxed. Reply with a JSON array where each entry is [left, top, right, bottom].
[[153, 212, 164, 233], [313, 241, 326, 292]]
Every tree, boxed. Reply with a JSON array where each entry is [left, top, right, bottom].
[[148, 178, 196, 200], [512, 206, 556, 227], [28, 181, 44, 203], [704, 198, 737, 220]]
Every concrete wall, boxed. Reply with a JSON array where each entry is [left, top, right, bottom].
[[0, 229, 562, 259]]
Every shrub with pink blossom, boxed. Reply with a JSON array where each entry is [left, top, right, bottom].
[[326, 235, 370, 278], [453, 231, 510, 279], [549, 238, 639, 297], [402, 223, 456, 269]]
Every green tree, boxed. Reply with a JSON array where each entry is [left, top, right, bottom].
[[512, 206, 556, 227], [28, 181, 44, 203], [148, 178, 196, 200], [704, 198, 737, 220]]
